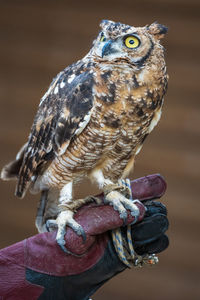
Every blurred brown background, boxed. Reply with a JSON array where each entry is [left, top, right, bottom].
[[0, 0, 199, 299]]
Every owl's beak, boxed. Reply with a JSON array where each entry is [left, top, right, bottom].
[[102, 40, 117, 58]]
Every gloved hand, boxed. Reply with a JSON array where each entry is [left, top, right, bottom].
[[131, 199, 169, 256], [0, 174, 169, 300]]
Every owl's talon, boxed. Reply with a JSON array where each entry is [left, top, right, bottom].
[[105, 189, 140, 225], [59, 243, 70, 254], [66, 216, 86, 242], [55, 209, 87, 253], [119, 212, 128, 225], [80, 227, 87, 243], [70, 222, 87, 242], [56, 224, 76, 255], [46, 219, 58, 232], [105, 191, 128, 223]]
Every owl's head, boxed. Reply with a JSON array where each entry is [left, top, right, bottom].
[[90, 20, 168, 67]]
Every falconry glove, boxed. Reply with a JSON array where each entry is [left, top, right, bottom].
[[0, 174, 169, 300]]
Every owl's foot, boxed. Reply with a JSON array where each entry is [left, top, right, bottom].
[[104, 179, 140, 224], [55, 210, 87, 254], [46, 217, 85, 256], [51, 196, 100, 254]]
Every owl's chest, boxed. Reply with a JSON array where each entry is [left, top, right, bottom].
[[94, 66, 163, 120], [91, 69, 164, 158], [93, 83, 160, 136]]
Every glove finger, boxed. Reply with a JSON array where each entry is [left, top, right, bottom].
[[143, 200, 167, 217], [135, 234, 169, 255], [131, 174, 167, 201], [131, 214, 169, 246]]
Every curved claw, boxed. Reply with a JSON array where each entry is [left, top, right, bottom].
[[118, 210, 128, 225], [120, 198, 140, 224], [55, 210, 87, 254], [105, 191, 128, 225], [76, 225, 87, 242], [56, 222, 86, 256], [104, 188, 140, 225], [67, 218, 87, 243], [46, 219, 58, 232]]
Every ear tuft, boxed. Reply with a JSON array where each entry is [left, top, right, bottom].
[[100, 19, 113, 30], [148, 22, 168, 39]]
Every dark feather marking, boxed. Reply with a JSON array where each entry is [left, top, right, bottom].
[[134, 38, 154, 67], [101, 70, 112, 82], [54, 72, 94, 149], [43, 150, 55, 161], [147, 90, 154, 99], [122, 26, 131, 33], [16, 66, 94, 197], [101, 83, 116, 103], [114, 144, 123, 152], [136, 107, 144, 117], [104, 115, 121, 128], [132, 75, 139, 88], [150, 99, 157, 110], [140, 98, 147, 109]]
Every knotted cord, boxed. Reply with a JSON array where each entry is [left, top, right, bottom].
[[111, 179, 159, 268]]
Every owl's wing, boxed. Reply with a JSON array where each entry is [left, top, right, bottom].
[[16, 69, 94, 198]]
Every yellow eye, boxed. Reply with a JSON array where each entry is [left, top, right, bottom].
[[124, 36, 140, 49], [100, 34, 106, 42]]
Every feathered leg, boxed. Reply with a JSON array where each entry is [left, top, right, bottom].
[[54, 182, 94, 253], [37, 182, 99, 254]]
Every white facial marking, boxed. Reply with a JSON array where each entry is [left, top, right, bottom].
[[138, 69, 146, 82]]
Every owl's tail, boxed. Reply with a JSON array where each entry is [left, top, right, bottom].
[[1, 143, 27, 181]]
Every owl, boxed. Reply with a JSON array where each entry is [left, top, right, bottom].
[[1, 20, 168, 252]]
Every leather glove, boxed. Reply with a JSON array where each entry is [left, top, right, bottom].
[[131, 199, 169, 256]]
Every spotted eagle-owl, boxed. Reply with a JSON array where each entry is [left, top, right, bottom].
[[1, 20, 168, 252]]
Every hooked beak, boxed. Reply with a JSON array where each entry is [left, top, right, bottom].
[[102, 40, 117, 58]]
